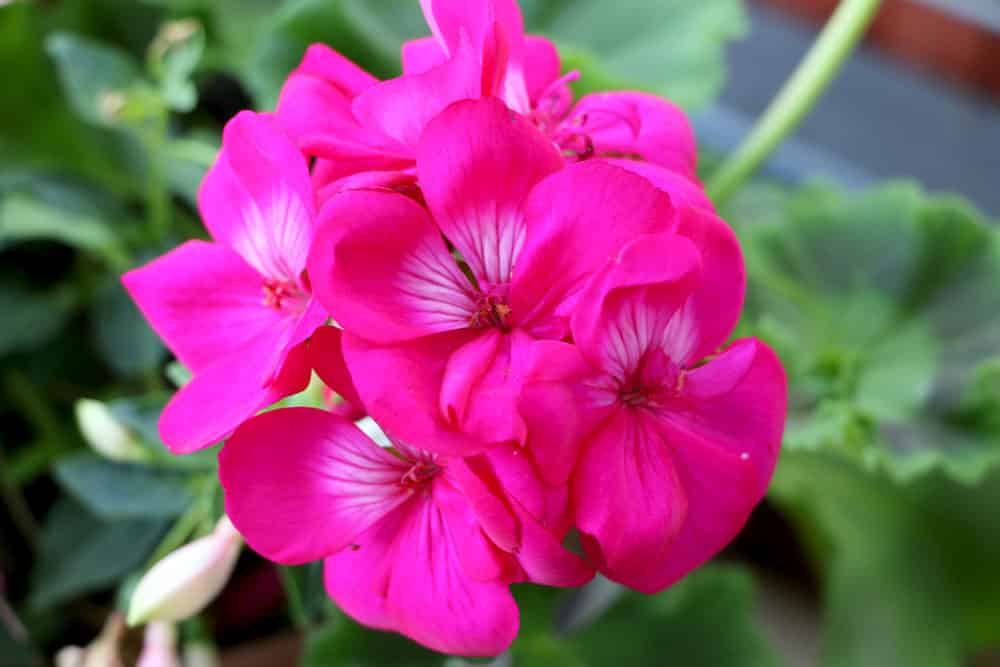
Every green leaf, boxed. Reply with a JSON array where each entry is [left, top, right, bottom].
[[29, 499, 167, 610], [0, 621, 41, 667], [106, 394, 219, 470], [91, 277, 165, 378], [302, 613, 443, 667], [0, 283, 77, 358], [164, 135, 218, 206], [0, 194, 128, 267], [527, 0, 748, 111], [772, 451, 1000, 667], [735, 182, 1000, 482], [53, 452, 196, 520], [560, 566, 781, 667], [45, 32, 143, 125]]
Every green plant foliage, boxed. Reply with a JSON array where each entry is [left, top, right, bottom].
[[53, 453, 196, 520], [524, 0, 748, 111], [90, 277, 166, 378], [46, 32, 143, 126], [29, 499, 167, 611], [0, 283, 77, 358], [734, 183, 1000, 483], [302, 565, 780, 667], [773, 451, 1000, 667]]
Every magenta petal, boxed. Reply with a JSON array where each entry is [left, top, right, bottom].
[[159, 339, 311, 454], [511, 161, 676, 334], [418, 97, 563, 287], [571, 92, 697, 179], [569, 233, 703, 373], [220, 408, 410, 564], [402, 36, 448, 75], [606, 159, 715, 213], [276, 44, 376, 147], [518, 340, 606, 487], [307, 190, 476, 344], [440, 330, 531, 446], [383, 494, 520, 656], [573, 410, 688, 593], [671, 205, 746, 363], [314, 168, 417, 209], [433, 478, 510, 582], [309, 326, 363, 410], [199, 112, 315, 281], [523, 36, 562, 105], [122, 240, 283, 375], [342, 331, 490, 457], [352, 35, 480, 149], [666, 339, 787, 498]]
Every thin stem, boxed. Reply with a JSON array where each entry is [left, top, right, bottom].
[[707, 0, 884, 205], [278, 566, 310, 629]]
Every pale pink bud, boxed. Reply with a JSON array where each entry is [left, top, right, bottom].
[[136, 623, 182, 667], [74, 399, 147, 462], [127, 517, 242, 626]]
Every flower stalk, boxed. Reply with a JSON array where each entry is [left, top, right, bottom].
[[706, 0, 884, 205]]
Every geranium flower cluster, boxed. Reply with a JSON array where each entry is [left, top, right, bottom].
[[124, 0, 787, 656]]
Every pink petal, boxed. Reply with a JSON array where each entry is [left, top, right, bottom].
[[384, 490, 520, 655], [517, 340, 607, 487], [569, 233, 703, 375], [420, 0, 530, 112], [308, 326, 363, 410], [307, 190, 476, 345], [352, 34, 480, 149], [439, 329, 532, 446], [402, 36, 448, 75], [314, 168, 417, 209], [666, 339, 787, 499], [122, 241, 285, 375], [198, 112, 315, 282], [221, 408, 410, 564], [605, 159, 715, 212], [417, 97, 563, 288], [342, 331, 491, 457], [433, 477, 511, 582], [523, 36, 562, 105], [325, 490, 519, 656], [573, 409, 688, 593], [444, 457, 519, 554], [276, 44, 377, 148], [481, 444, 594, 587], [571, 92, 697, 179], [511, 161, 677, 336], [159, 339, 312, 454], [671, 205, 746, 363]]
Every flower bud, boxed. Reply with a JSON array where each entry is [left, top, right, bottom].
[[136, 623, 181, 667], [74, 399, 147, 463], [128, 517, 242, 626]]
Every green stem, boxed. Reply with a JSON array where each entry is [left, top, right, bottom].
[[278, 566, 310, 629], [143, 113, 171, 244], [706, 0, 884, 205]]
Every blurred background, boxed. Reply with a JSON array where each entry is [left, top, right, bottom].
[[0, 1, 998, 666]]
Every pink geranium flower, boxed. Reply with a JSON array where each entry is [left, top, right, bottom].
[[519, 232, 787, 593], [306, 97, 718, 456], [219, 407, 592, 655], [123, 112, 327, 453]]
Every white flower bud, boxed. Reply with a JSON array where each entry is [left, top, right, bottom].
[[128, 517, 242, 626], [74, 399, 147, 463], [136, 623, 182, 667]]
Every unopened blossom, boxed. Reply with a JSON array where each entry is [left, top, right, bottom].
[[55, 613, 125, 667], [135, 623, 182, 667], [220, 407, 592, 655], [519, 233, 786, 593], [74, 399, 147, 462], [123, 111, 327, 453], [307, 97, 726, 455], [128, 517, 242, 626]]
